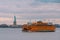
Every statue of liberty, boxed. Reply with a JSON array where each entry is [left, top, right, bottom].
[[13, 16, 16, 25]]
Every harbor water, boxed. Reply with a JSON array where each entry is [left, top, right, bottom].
[[0, 28, 59, 40]]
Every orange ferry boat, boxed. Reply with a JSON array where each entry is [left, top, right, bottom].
[[22, 21, 56, 32]]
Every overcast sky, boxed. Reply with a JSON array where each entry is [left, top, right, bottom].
[[0, 0, 60, 25]]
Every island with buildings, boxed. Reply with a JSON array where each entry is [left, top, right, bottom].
[[0, 16, 60, 28], [0, 16, 22, 28]]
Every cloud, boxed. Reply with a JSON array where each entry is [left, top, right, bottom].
[[0, 0, 60, 13], [35, 0, 60, 3], [0, 0, 60, 24]]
